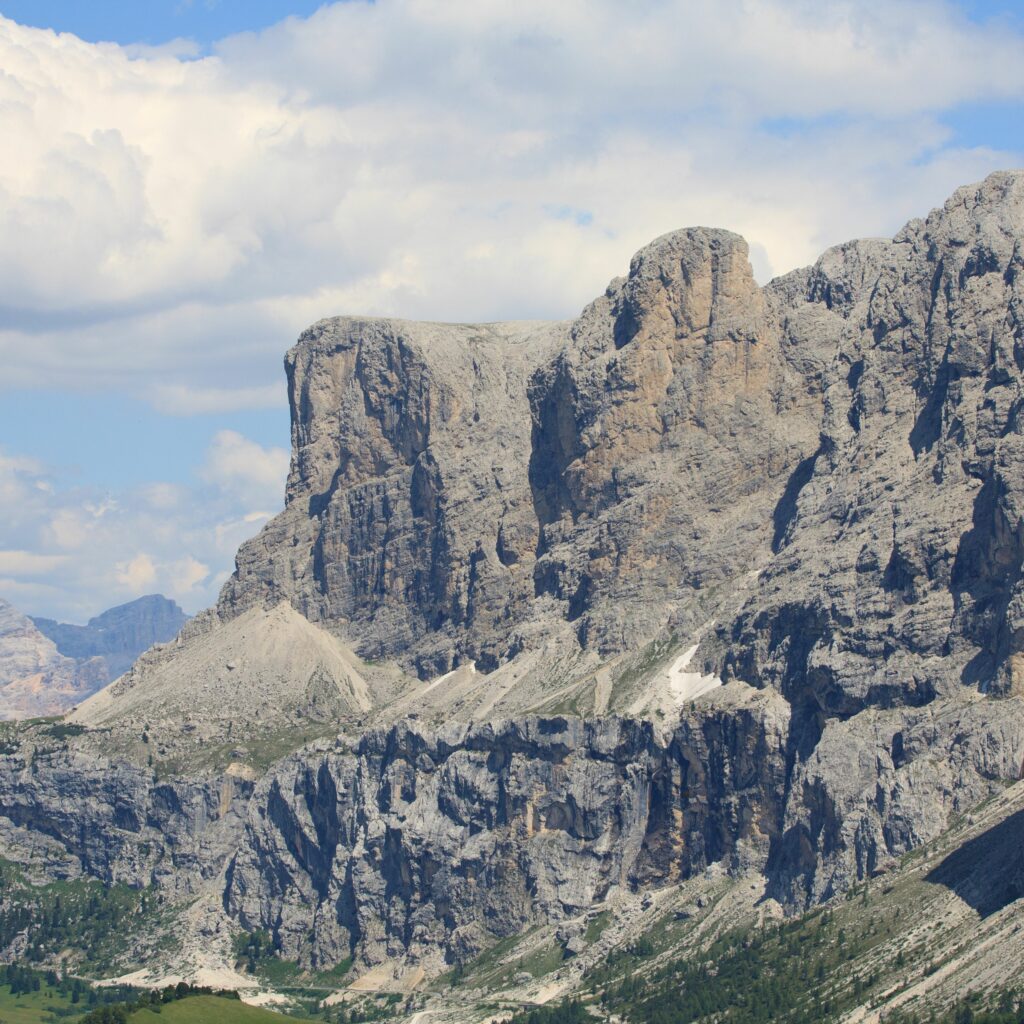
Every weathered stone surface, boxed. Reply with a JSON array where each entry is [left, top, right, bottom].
[[4, 173, 1024, 981], [529, 228, 828, 654], [0, 598, 97, 720], [0, 744, 252, 895], [714, 172, 1024, 747], [213, 229, 829, 673], [226, 693, 789, 969], [219, 318, 565, 677], [768, 695, 1024, 907]]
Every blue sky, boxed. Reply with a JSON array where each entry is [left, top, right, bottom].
[[0, 2, 331, 47], [1, 0, 1023, 622]]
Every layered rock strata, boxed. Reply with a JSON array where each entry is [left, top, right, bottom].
[[3, 173, 1024, 977]]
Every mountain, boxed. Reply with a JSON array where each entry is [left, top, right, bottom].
[[3, 172, 1024, 1022], [32, 595, 189, 683], [0, 595, 187, 720], [0, 598, 95, 719]]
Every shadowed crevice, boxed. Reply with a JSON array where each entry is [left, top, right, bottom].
[[925, 807, 1024, 917]]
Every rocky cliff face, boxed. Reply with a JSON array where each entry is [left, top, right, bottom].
[[217, 229, 830, 674], [529, 228, 829, 654], [0, 599, 100, 719], [0, 738, 251, 895], [215, 174, 1024, 718], [717, 174, 1024, 728], [3, 688, 1019, 973], [226, 688, 788, 970], [3, 173, 1024, 985], [219, 319, 565, 677]]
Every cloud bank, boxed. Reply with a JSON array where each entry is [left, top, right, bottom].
[[0, 433, 289, 622], [3, 1, 1023, 395]]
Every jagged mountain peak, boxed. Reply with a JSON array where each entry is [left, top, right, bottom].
[[0, 593, 189, 720], [80, 171, 1024, 740]]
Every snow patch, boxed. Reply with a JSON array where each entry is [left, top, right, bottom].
[[667, 645, 723, 704], [420, 660, 477, 696]]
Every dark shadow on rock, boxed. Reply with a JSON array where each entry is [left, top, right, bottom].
[[924, 807, 1024, 917], [771, 451, 818, 553], [909, 353, 953, 456]]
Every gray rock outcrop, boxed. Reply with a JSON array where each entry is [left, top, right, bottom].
[[719, 173, 1024, 730], [226, 689, 788, 969], [5, 173, 1024, 980], [219, 319, 566, 677], [0, 738, 252, 895]]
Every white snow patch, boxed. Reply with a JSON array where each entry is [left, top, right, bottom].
[[667, 645, 723, 704], [420, 660, 476, 696]]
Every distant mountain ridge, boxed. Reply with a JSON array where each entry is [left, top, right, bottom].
[[32, 594, 189, 682], [0, 594, 187, 720]]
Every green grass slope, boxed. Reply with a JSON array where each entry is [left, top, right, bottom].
[[130, 996, 307, 1023], [0, 983, 78, 1024]]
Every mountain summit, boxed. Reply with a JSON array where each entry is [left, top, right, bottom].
[[3, 173, 1024, 1015], [0, 594, 187, 719]]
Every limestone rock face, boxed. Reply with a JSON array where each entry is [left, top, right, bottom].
[[215, 228, 830, 673], [215, 174, 1024, 723], [718, 173, 1024, 731], [771, 695, 1024, 907], [6, 173, 1024, 981], [0, 599, 94, 719], [1, 691, 1019, 971], [0, 743, 252, 894], [219, 318, 566, 676], [227, 691, 790, 969], [529, 228, 828, 652]]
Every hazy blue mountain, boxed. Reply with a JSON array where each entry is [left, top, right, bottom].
[[32, 595, 188, 681]]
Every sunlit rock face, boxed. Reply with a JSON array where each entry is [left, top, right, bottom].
[[0, 595, 188, 721], [5, 173, 1024, 976], [0, 598, 94, 720]]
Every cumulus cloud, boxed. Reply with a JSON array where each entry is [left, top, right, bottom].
[[0, 435, 287, 622], [115, 553, 158, 592], [0, 1, 1022, 401], [0, 551, 69, 576], [200, 430, 290, 508], [150, 383, 285, 416]]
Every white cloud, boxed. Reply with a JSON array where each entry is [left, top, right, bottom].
[[150, 383, 285, 415], [169, 556, 210, 594], [0, 551, 69, 576], [115, 553, 158, 592], [0, 434, 287, 622], [140, 483, 185, 510], [0, 2, 1022, 401], [200, 430, 290, 508], [0, 1, 1023, 621]]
